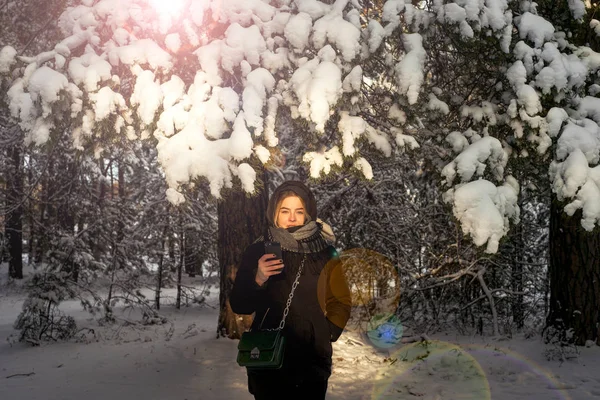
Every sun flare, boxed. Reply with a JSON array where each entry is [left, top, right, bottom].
[[148, 0, 186, 16]]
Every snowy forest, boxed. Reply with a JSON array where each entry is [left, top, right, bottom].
[[1, 0, 599, 373]]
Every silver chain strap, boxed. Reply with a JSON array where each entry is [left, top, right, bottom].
[[263, 255, 306, 332]]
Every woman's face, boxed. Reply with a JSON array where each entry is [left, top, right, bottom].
[[276, 196, 306, 228]]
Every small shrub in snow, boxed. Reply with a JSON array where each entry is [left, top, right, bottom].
[[542, 324, 579, 362], [13, 271, 77, 345]]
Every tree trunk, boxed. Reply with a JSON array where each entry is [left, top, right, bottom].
[[547, 197, 600, 345], [477, 269, 499, 336], [58, 159, 78, 281], [184, 228, 203, 277], [116, 162, 125, 247], [35, 159, 50, 263], [57, 160, 76, 235], [176, 225, 184, 310], [5, 143, 24, 279], [216, 171, 268, 339], [511, 215, 525, 330], [155, 222, 169, 311], [27, 162, 35, 265], [175, 233, 184, 310], [168, 235, 176, 266], [91, 159, 107, 261]]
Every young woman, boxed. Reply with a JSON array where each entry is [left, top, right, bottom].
[[230, 180, 351, 400]]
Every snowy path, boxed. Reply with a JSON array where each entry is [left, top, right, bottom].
[[0, 299, 251, 400]]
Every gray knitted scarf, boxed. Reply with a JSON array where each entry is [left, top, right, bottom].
[[267, 220, 335, 254]]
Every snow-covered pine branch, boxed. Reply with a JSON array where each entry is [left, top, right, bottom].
[[0, 0, 394, 201], [372, 0, 600, 252]]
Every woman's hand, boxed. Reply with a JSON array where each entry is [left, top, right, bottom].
[[255, 254, 284, 286]]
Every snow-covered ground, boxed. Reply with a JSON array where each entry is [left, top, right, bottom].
[[1, 264, 599, 400]]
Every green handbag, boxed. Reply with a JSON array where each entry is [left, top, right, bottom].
[[236, 255, 305, 370], [236, 329, 286, 369]]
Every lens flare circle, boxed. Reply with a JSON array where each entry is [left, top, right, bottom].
[[148, 0, 185, 16], [464, 345, 573, 400], [325, 248, 400, 349], [366, 313, 404, 349], [372, 340, 491, 400]]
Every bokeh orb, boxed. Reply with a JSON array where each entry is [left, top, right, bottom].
[[319, 248, 402, 349]]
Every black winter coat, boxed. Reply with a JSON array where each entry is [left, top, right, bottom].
[[230, 241, 351, 383]]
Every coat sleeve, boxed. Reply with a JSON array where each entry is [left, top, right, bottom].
[[230, 245, 268, 315], [325, 250, 352, 342]]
